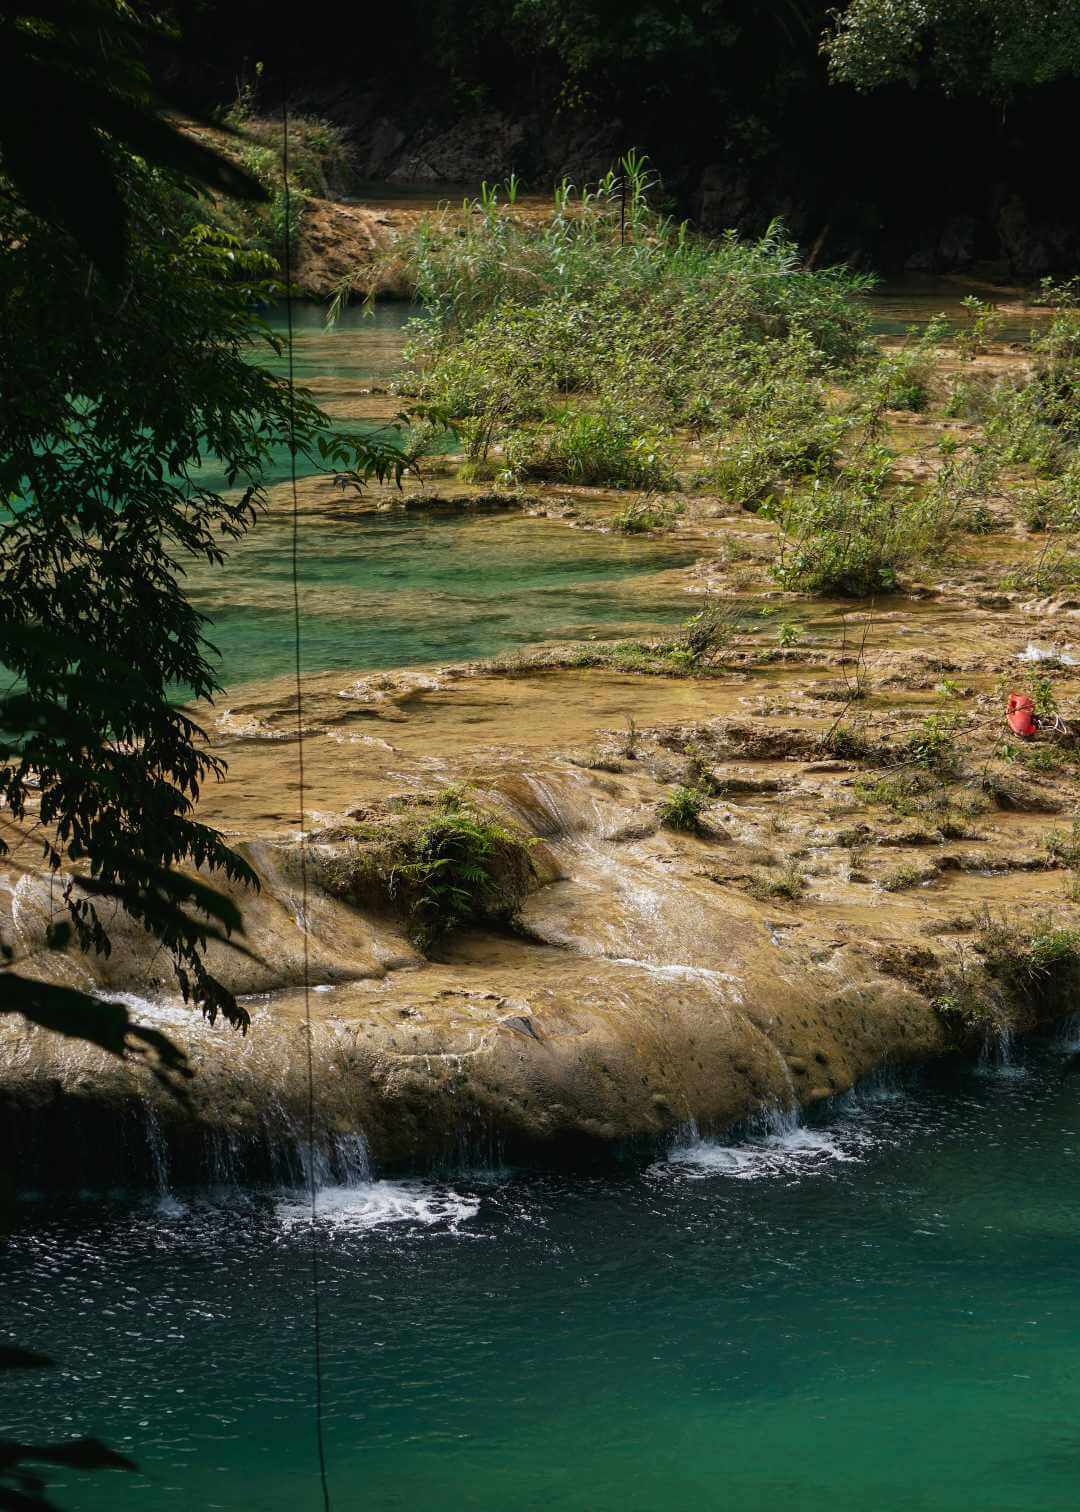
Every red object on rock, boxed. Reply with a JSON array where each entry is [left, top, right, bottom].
[[1006, 692, 1038, 738]]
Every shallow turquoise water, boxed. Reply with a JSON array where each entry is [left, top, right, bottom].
[[7, 1040, 1080, 1511], [187, 506, 694, 686], [186, 304, 694, 688], [185, 289, 1042, 690]]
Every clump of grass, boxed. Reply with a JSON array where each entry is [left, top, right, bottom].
[[1044, 817, 1080, 897], [953, 297, 1006, 362], [769, 463, 955, 597], [864, 316, 949, 413], [355, 163, 874, 505], [693, 343, 849, 505], [658, 784, 712, 833], [1001, 547, 1080, 596], [934, 951, 1011, 1040], [681, 739, 720, 792], [1045, 817, 1080, 868], [1025, 670, 1059, 720], [855, 772, 932, 815], [674, 597, 742, 670], [745, 861, 807, 901], [975, 908, 1080, 1011], [820, 723, 877, 760], [903, 713, 964, 775], [881, 862, 930, 892], [611, 496, 683, 533]]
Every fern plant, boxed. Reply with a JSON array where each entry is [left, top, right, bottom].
[[390, 789, 525, 949]]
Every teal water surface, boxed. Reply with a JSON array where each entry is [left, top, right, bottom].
[[187, 304, 694, 688], [187, 286, 1042, 690], [6, 1039, 1080, 1511], [187, 506, 695, 686]]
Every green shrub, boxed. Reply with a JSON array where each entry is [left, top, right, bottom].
[[505, 411, 676, 489], [658, 784, 712, 833], [855, 772, 929, 814], [934, 960, 1011, 1040], [352, 167, 874, 499], [390, 789, 526, 948], [770, 461, 955, 597], [674, 598, 742, 669], [1045, 817, 1080, 868], [693, 344, 848, 504], [953, 297, 1006, 362], [356, 172, 872, 366], [1001, 548, 1080, 595], [904, 713, 964, 775], [881, 862, 928, 892], [822, 723, 877, 760], [318, 788, 532, 953], [859, 317, 947, 416], [976, 910, 1080, 1009]]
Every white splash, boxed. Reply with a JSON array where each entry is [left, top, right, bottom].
[[660, 1096, 889, 1181], [1017, 643, 1080, 666], [276, 1181, 479, 1232], [93, 988, 214, 1033]]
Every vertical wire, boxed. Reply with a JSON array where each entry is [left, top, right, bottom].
[[280, 87, 332, 1512]]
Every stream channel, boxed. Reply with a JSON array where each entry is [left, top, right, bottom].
[[6, 283, 1079, 1512]]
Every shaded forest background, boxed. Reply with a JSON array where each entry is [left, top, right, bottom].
[[160, 0, 1080, 276]]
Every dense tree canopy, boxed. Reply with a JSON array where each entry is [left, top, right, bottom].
[[826, 0, 1080, 94]]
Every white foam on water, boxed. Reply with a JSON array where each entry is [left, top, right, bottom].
[[276, 1180, 480, 1233], [609, 958, 740, 990], [1017, 643, 1080, 666], [92, 988, 210, 1032], [664, 1124, 866, 1181], [658, 1085, 905, 1182]]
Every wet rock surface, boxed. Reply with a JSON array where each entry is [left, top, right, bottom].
[[7, 675, 1080, 1180], [8, 324, 1080, 1181]]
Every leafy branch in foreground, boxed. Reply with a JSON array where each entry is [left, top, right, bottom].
[[0, 146, 407, 1035], [0, 0, 269, 281]]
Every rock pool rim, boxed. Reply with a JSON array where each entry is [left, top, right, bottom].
[[4, 1021, 1065, 1195]]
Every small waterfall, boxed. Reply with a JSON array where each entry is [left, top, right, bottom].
[[141, 1101, 171, 1195], [1054, 1011, 1080, 1052], [289, 1129, 374, 1194], [751, 1099, 801, 1138], [977, 1020, 1017, 1075], [672, 1115, 701, 1147], [206, 1126, 244, 1189], [328, 1132, 373, 1186]]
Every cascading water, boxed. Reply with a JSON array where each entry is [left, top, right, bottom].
[[662, 1069, 908, 1181], [140, 1101, 171, 1195], [977, 1018, 1019, 1077]]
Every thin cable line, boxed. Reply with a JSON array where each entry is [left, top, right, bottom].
[[280, 88, 332, 1512]]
